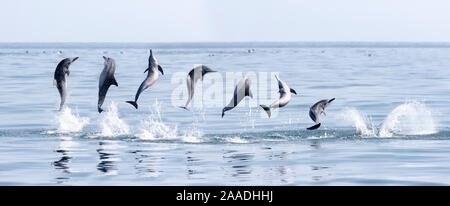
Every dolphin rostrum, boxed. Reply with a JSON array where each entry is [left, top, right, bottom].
[[222, 76, 253, 118], [259, 74, 297, 118], [126, 49, 164, 109], [53, 57, 79, 111], [97, 56, 118, 113], [307, 98, 335, 130], [179, 65, 216, 110]]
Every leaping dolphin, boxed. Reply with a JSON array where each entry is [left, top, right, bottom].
[[307, 98, 335, 130], [97, 56, 118, 113], [53, 57, 79, 111], [222, 76, 253, 117], [260, 74, 298, 118], [179, 65, 216, 110], [126, 49, 164, 109]]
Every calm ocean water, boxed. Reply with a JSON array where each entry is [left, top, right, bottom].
[[1, 42, 450, 185]]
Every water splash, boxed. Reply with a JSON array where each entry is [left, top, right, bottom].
[[55, 107, 89, 133], [379, 101, 437, 137], [341, 102, 438, 138], [136, 100, 203, 143], [341, 108, 377, 136], [99, 102, 130, 137]]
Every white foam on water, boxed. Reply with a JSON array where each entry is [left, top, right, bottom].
[[306, 132, 335, 140], [340, 108, 377, 137], [58, 136, 79, 148], [136, 100, 204, 143], [224, 136, 250, 143], [98, 102, 130, 137], [54, 107, 89, 133], [379, 101, 437, 137], [181, 129, 204, 143]]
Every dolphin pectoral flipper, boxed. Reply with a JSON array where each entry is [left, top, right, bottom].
[[248, 89, 253, 98], [307, 123, 321, 130], [290, 88, 297, 95], [260, 104, 271, 118], [144, 68, 150, 73], [158, 65, 164, 75], [110, 77, 118, 87]]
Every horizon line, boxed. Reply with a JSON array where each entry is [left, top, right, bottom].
[[1, 40, 450, 44]]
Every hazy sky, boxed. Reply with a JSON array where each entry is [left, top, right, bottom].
[[1, 0, 450, 42]]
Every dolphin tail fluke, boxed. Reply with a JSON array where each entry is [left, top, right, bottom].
[[221, 107, 227, 118], [126, 101, 138, 109], [179, 106, 189, 111], [307, 123, 321, 130], [222, 107, 231, 118], [260, 105, 271, 118], [98, 107, 104, 113]]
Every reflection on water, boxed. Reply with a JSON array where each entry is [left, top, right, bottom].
[[278, 166, 292, 184], [53, 137, 75, 184], [223, 150, 254, 179], [53, 149, 71, 173], [310, 140, 322, 149], [263, 148, 293, 184], [311, 166, 330, 171], [311, 165, 331, 181], [130, 149, 162, 178], [96, 141, 119, 175], [47, 137, 338, 185], [185, 151, 202, 178], [309, 140, 333, 182]]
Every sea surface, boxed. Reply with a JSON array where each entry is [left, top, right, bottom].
[[1, 42, 450, 185]]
